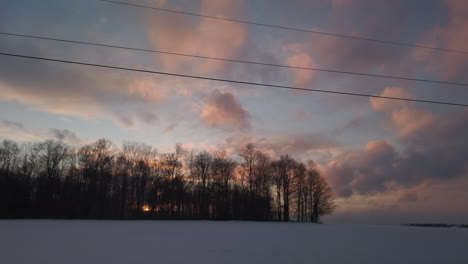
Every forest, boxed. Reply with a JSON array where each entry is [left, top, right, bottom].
[[0, 138, 335, 222]]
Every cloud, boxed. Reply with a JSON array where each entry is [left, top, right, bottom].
[[222, 132, 338, 160], [137, 110, 159, 125], [128, 79, 165, 104], [200, 91, 251, 130], [330, 0, 353, 7], [145, 0, 247, 74], [324, 108, 468, 198], [292, 110, 311, 121], [0, 38, 165, 129], [0, 121, 41, 142], [312, 35, 405, 74], [173, 133, 338, 162], [412, 0, 468, 79], [331, 114, 365, 136], [152, 0, 167, 7], [325, 140, 396, 197], [49, 128, 80, 144], [286, 52, 316, 87], [281, 0, 416, 86], [306, 16, 409, 75], [162, 123, 177, 134], [1, 120, 25, 131], [369, 87, 412, 113], [370, 87, 434, 137], [326, 177, 468, 224], [390, 107, 433, 137], [323, 84, 463, 200]]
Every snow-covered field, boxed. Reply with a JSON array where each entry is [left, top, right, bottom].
[[1, 220, 467, 264]]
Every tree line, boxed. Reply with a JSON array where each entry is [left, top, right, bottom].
[[0, 138, 335, 222]]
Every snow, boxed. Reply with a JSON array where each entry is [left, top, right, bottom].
[[0, 220, 467, 264]]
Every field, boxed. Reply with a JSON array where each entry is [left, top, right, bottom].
[[1, 220, 467, 264]]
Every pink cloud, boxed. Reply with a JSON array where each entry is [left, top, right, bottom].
[[219, 133, 337, 160], [369, 87, 433, 137], [200, 0, 244, 16], [369, 87, 412, 113], [286, 52, 317, 87], [145, 0, 247, 74], [0, 122, 42, 142], [0, 73, 164, 129], [330, 0, 354, 8], [322, 106, 468, 200], [391, 108, 434, 137], [292, 110, 311, 121], [127, 80, 165, 104], [200, 91, 251, 130], [364, 140, 394, 155], [412, 0, 468, 79]]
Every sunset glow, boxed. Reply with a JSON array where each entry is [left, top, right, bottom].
[[1, 0, 467, 225]]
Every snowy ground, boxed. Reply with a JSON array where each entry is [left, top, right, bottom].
[[1, 220, 467, 264]]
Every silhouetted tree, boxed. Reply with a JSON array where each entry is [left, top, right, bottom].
[[0, 138, 335, 222], [307, 161, 335, 223], [212, 150, 236, 219]]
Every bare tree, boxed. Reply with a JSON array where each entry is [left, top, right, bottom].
[[122, 141, 157, 216], [307, 161, 335, 223], [238, 144, 273, 220], [271, 155, 297, 221], [294, 162, 306, 221], [159, 144, 186, 217], [0, 140, 20, 177], [0, 137, 337, 222], [191, 151, 213, 218], [212, 150, 236, 219]]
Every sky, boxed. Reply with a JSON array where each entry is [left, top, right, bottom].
[[0, 0, 468, 225]]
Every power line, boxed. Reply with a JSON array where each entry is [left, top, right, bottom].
[[2, 31, 468, 87], [98, 0, 468, 55], [0, 52, 466, 107]]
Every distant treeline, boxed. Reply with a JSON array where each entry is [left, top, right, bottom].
[[0, 138, 335, 222]]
